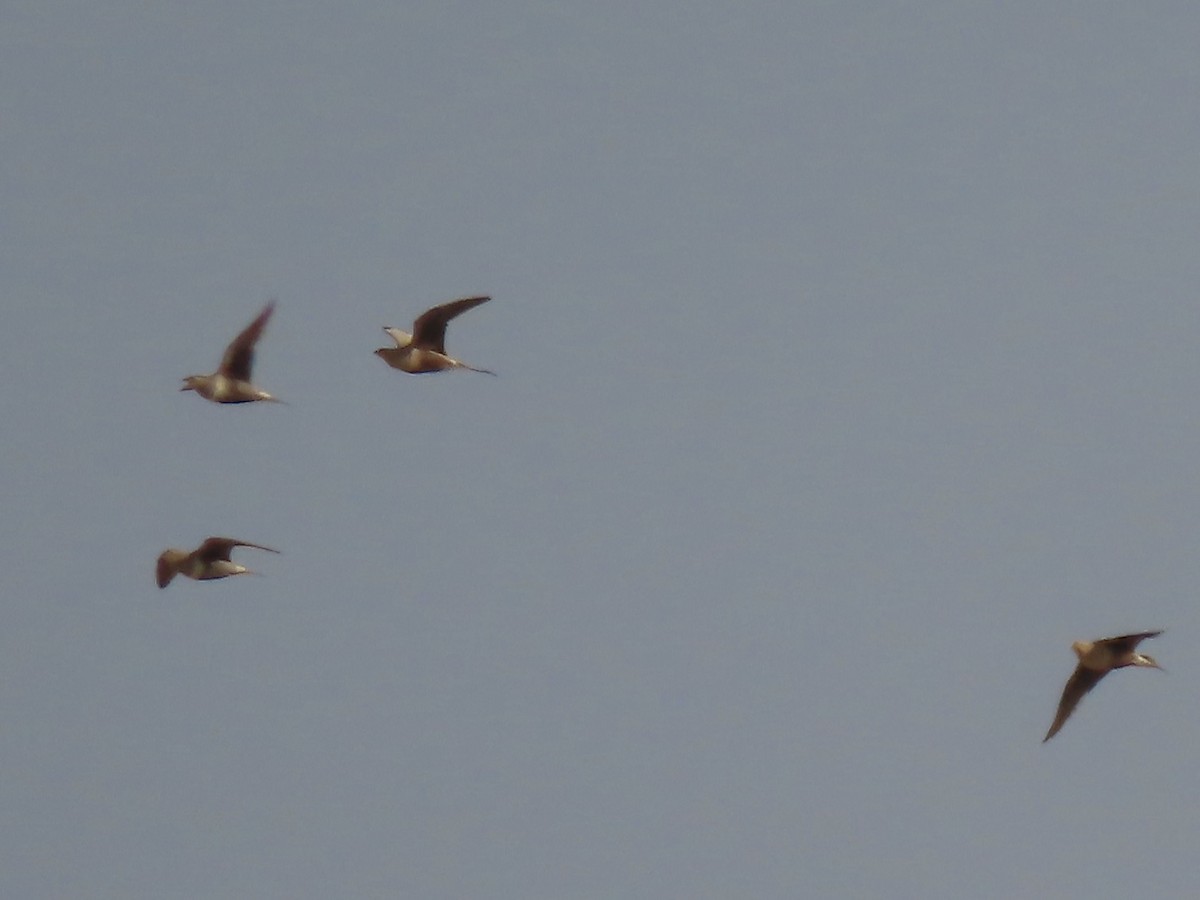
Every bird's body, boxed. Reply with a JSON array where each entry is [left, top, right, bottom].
[[1043, 630, 1163, 742], [375, 295, 495, 375], [181, 301, 282, 403], [181, 372, 275, 404], [156, 537, 279, 588]]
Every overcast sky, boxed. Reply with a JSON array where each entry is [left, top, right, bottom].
[[4, 2, 1200, 897]]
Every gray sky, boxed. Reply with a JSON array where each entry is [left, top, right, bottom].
[[4, 2, 1200, 897]]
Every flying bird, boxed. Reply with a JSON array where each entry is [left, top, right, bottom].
[[1043, 630, 1163, 742], [180, 300, 282, 403], [156, 537, 280, 588], [375, 295, 495, 375]]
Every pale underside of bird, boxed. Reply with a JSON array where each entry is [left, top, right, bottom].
[[1043, 630, 1163, 742], [180, 300, 282, 403], [375, 295, 496, 375], [156, 537, 280, 588]]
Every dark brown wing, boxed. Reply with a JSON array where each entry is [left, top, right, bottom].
[[1096, 631, 1163, 655], [196, 537, 279, 563], [1043, 665, 1106, 742], [218, 300, 276, 381], [411, 296, 490, 353]]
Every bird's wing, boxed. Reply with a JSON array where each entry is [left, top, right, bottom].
[[1043, 665, 1106, 742], [411, 296, 490, 353], [219, 300, 276, 381], [1099, 630, 1163, 654], [197, 537, 279, 562], [382, 327, 411, 348]]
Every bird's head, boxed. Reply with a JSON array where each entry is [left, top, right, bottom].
[[180, 375, 203, 392], [156, 549, 188, 588]]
